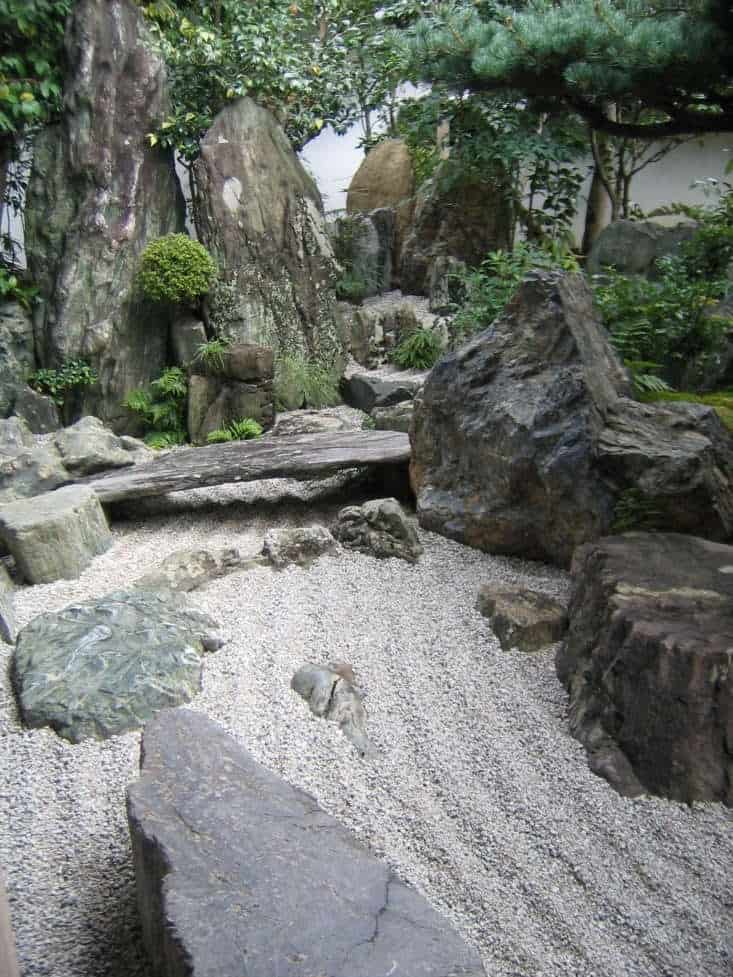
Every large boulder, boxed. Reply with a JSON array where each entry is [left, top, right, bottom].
[[0, 417, 69, 506], [24, 0, 186, 430], [346, 139, 415, 276], [0, 485, 111, 584], [127, 709, 486, 977], [53, 415, 139, 476], [192, 98, 346, 368], [400, 166, 513, 296], [13, 591, 223, 742], [586, 219, 697, 279], [411, 272, 733, 567], [556, 533, 733, 806]]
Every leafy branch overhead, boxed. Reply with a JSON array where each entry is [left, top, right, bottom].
[[404, 0, 733, 138]]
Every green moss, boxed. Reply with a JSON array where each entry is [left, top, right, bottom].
[[638, 389, 733, 431]]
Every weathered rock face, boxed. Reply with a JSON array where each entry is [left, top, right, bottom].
[[127, 709, 486, 977], [54, 415, 140, 476], [0, 417, 68, 506], [133, 545, 265, 592], [0, 301, 36, 419], [400, 167, 513, 296], [333, 498, 422, 563], [412, 272, 733, 567], [343, 300, 421, 368], [346, 139, 415, 276], [556, 533, 733, 806], [329, 210, 394, 297], [24, 0, 186, 430], [187, 343, 275, 444], [10, 387, 60, 434], [267, 406, 367, 437], [262, 526, 337, 569], [341, 367, 424, 414], [13, 591, 223, 742], [192, 98, 346, 367], [291, 662, 370, 755], [0, 564, 15, 645], [586, 219, 697, 278], [371, 400, 414, 433], [477, 586, 568, 653]]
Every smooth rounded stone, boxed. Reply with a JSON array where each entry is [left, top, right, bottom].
[[333, 497, 423, 563], [557, 532, 733, 805], [127, 709, 486, 977], [262, 526, 337, 569], [267, 406, 367, 437], [0, 485, 111, 584], [13, 590, 223, 743], [477, 585, 568, 652], [54, 416, 136, 476], [0, 417, 69, 506], [372, 400, 414, 433], [0, 563, 15, 644], [133, 544, 266, 592], [291, 661, 370, 756]]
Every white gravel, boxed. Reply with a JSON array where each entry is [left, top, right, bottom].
[[1, 478, 731, 977]]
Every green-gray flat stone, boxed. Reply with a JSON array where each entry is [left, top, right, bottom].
[[13, 590, 222, 743]]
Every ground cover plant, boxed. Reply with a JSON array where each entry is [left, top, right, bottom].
[[206, 417, 263, 443], [122, 366, 188, 448]]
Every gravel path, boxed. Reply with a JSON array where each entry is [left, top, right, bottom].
[[1, 478, 731, 977]]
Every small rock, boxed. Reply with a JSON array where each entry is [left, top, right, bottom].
[[0, 485, 111, 584], [333, 497, 422, 563], [0, 563, 15, 644], [133, 545, 265, 592], [262, 526, 337, 569], [477, 585, 568, 652], [267, 407, 367, 437], [0, 416, 69, 505], [292, 662, 370, 755], [371, 400, 414, 433]]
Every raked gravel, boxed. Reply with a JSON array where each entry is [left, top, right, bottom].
[[1, 477, 731, 977]]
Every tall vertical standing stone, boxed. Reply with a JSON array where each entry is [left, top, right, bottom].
[[25, 0, 186, 430], [192, 98, 347, 367]]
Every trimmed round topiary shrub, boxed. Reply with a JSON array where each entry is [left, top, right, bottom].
[[138, 234, 217, 304]]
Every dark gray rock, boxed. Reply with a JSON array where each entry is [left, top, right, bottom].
[[411, 271, 733, 567], [126, 708, 486, 977], [11, 386, 60, 434], [556, 533, 733, 805], [0, 301, 35, 419], [291, 661, 370, 755], [24, 0, 186, 430], [170, 312, 207, 368], [333, 497, 422, 563], [341, 370, 423, 413], [193, 98, 347, 368], [133, 545, 265, 592], [477, 586, 568, 652], [13, 591, 223, 742], [372, 400, 414, 433], [400, 166, 513, 296], [586, 219, 697, 279], [262, 526, 337, 569], [0, 564, 15, 645], [0, 417, 69, 505], [0, 485, 111, 584], [54, 415, 136, 475]]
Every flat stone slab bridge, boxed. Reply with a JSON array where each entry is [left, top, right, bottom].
[[82, 430, 411, 504]]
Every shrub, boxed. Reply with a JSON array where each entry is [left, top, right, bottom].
[[274, 353, 341, 410], [138, 234, 217, 305], [207, 416, 263, 443], [392, 328, 443, 370], [122, 366, 188, 447]]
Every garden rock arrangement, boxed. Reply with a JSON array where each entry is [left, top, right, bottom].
[[24, 0, 186, 428], [333, 497, 423, 563], [13, 590, 223, 743], [411, 271, 733, 567], [557, 532, 733, 805], [291, 661, 370, 755], [477, 586, 568, 652], [127, 709, 486, 977], [262, 525, 337, 569], [0, 485, 111, 584]]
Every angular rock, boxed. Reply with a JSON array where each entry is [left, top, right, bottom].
[[267, 406, 367, 438], [0, 300, 35, 419], [341, 369, 424, 413], [11, 386, 60, 434], [262, 526, 337, 569], [0, 485, 111, 584], [54, 416, 136, 476], [118, 434, 154, 466], [133, 545, 265, 592], [0, 417, 69, 506], [400, 166, 513, 296], [411, 272, 733, 567], [556, 533, 733, 805], [291, 662, 370, 755], [333, 498, 422, 563], [330, 210, 394, 297], [0, 564, 15, 645], [13, 591, 222, 742], [186, 373, 274, 445], [170, 312, 207, 368], [193, 98, 346, 368], [428, 255, 466, 315], [346, 139, 415, 275], [372, 401, 414, 433], [586, 219, 697, 279], [127, 709, 486, 977], [345, 301, 422, 368], [477, 585, 568, 652], [24, 0, 186, 429]]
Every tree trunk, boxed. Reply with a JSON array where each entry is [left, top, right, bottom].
[[581, 161, 612, 254]]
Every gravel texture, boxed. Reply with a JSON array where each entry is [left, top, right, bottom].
[[1, 477, 731, 977]]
